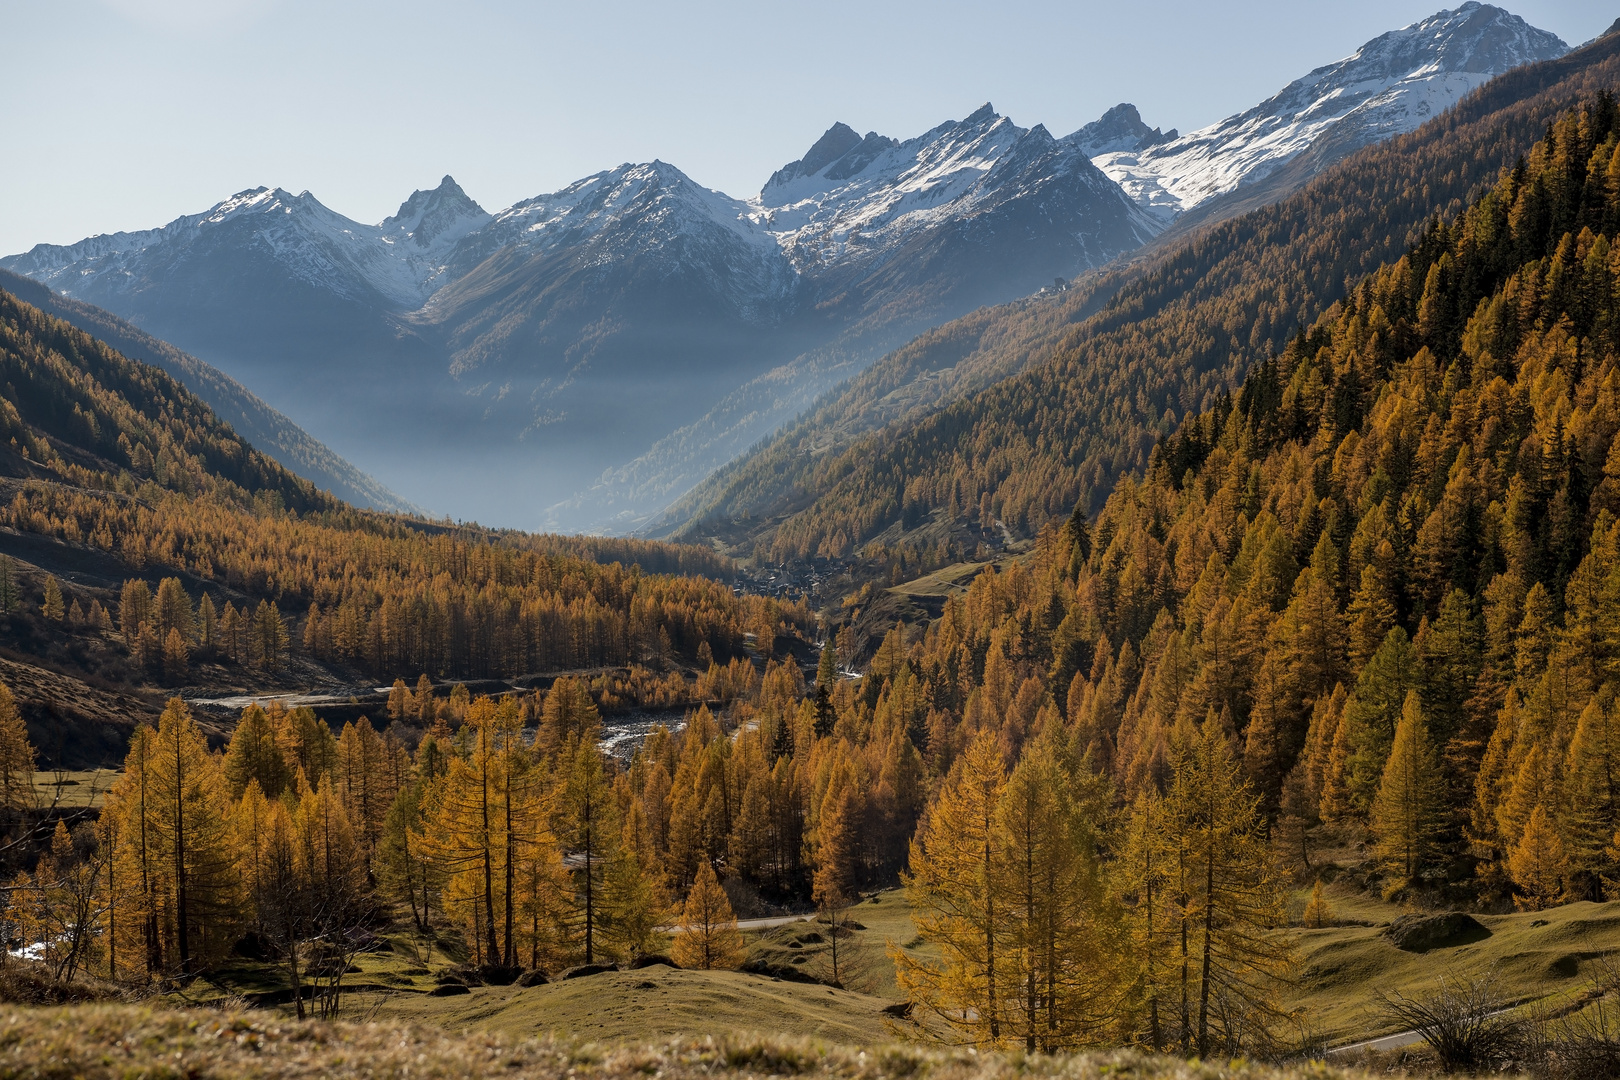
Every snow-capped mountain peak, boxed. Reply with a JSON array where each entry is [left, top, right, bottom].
[[766, 122, 865, 190], [1094, 3, 1568, 219], [480, 159, 780, 259], [418, 159, 799, 333], [381, 175, 491, 249], [1064, 103, 1178, 157], [6, 178, 496, 311]]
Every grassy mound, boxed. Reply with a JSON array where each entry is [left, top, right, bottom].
[[0, 1003, 1369, 1080], [364, 966, 899, 1046], [173, 884, 1620, 1052], [0, 961, 128, 1006]]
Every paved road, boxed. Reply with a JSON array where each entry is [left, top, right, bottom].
[[659, 914, 815, 934], [735, 915, 816, 930], [1326, 1028, 1428, 1055]]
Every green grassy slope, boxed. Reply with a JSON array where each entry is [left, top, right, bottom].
[[182, 893, 926, 1046], [1290, 889, 1620, 1046]]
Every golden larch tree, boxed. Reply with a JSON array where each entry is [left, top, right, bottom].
[[670, 860, 743, 970], [0, 680, 37, 812], [42, 575, 63, 621], [893, 730, 1008, 1045], [106, 700, 241, 975], [223, 703, 289, 800], [418, 697, 511, 965], [558, 732, 619, 964], [1372, 690, 1442, 890], [1156, 715, 1294, 1056], [1508, 804, 1566, 911], [992, 729, 1117, 1051], [1302, 881, 1333, 928]]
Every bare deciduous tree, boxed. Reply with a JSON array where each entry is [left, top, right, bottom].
[[1375, 969, 1524, 1072]]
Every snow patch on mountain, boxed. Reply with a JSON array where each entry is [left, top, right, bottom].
[[482, 162, 785, 270], [1090, 3, 1568, 218]]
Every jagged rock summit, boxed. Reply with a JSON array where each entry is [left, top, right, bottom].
[[764, 122, 890, 191], [753, 102, 1157, 286], [381, 174, 491, 249], [8, 176, 493, 311], [1064, 103, 1177, 157]]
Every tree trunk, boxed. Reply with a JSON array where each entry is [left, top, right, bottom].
[[503, 777, 515, 967], [584, 790, 595, 966], [141, 784, 160, 977], [480, 751, 499, 965], [1178, 849, 1189, 1055], [983, 791, 998, 1041], [1025, 820, 1036, 1052], [1197, 841, 1216, 1056], [288, 924, 305, 1021], [174, 726, 190, 975], [105, 822, 116, 980], [1145, 840, 1160, 1051]]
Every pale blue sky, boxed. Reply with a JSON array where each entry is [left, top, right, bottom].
[[2, 0, 1613, 256]]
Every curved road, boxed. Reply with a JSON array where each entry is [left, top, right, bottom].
[[1326, 1028, 1428, 1055]]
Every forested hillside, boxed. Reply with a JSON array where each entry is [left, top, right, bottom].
[[730, 94, 1620, 1052], [0, 286, 792, 697], [0, 288, 337, 515], [1074, 94, 1620, 904], [0, 268, 420, 515], [675, 26, 1620, 567]]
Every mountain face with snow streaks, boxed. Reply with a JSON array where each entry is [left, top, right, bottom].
[[1090, 3, 1568, 219], [552, 108, 1160, 531], [756, 104, 1158, 304]]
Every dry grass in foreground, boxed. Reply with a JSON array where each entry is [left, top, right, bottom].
[[0, 1004, 1364, 1080]]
